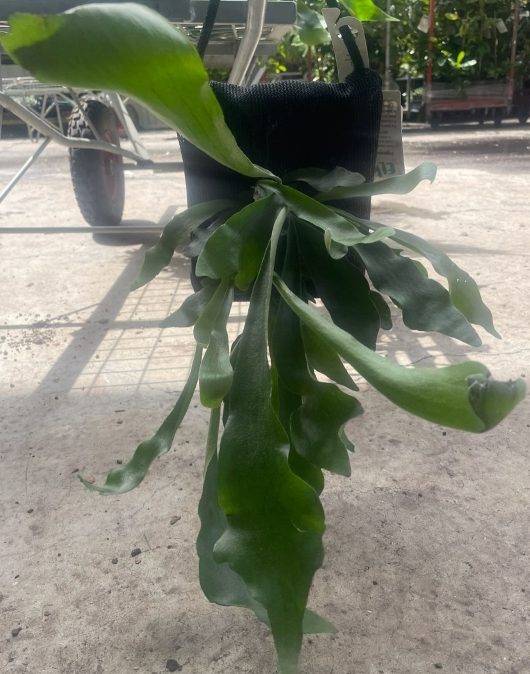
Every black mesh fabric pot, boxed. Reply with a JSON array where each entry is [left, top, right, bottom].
[[180, 68, 383, 294]]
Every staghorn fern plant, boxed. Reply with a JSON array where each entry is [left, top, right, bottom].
[[2, 4, 525, 673]]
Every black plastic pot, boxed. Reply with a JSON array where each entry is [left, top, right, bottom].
[[180, 68, 383, 297]]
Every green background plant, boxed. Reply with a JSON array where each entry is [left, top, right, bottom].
[[276, 0, 530, 86]]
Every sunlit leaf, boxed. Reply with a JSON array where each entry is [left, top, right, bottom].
[[132, 201, 235, 291], [80, 345, 202, 494], [339, 0, 398, 21], [274, 277, 526, 433], [1, 4, 273, 179]]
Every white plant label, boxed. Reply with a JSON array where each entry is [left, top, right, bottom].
[[374, 88, 405, 180], [417, 15, 430, 33]]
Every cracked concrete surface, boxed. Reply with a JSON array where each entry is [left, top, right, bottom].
[[0, 124, 529, 673]]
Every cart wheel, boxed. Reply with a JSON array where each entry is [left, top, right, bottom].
[[68, 98, 125, 226]]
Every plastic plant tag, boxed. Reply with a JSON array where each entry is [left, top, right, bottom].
[[417, 15, 430, 33], [323, 8, 369, 80], [496, 18, 508, 34], [374, 87, 405, 180]]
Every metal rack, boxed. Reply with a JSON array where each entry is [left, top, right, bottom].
[[0, 0, 296, 225]]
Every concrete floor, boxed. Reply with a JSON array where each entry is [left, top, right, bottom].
[[0, 123, 529, 673]]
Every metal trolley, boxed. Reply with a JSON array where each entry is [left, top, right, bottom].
[[0, 0, 296, 231]]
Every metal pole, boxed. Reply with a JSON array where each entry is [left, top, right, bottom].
[[384, 0, 392, 88], [228, 0, 268, 85], [426, 0, 436, 122], [0, 137, 51, 203], [0, 225, 164, 234], [508, 0, 521, 101]]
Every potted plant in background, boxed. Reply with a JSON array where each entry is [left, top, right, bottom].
[[1, 3, 525, 673]]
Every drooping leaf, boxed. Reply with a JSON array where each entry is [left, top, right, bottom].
[[80, 345, 202, 494], [339, 0, 398, 21], [301, 324, 358, 391], [199, 286, 234, 408], [296, 220, 382, 349], [195, 196, 278, 289], [366, 222, 500, 338], [270, 224, 359, 479], [214, 208, 325, 673], [197, 412, 334, 635], [274, 277, 526, 433], [161, 284, 216, 328], [1, 4, 274, 179], [355, 242, 482, 346], [132, 201, 235, 291], [317, 162, 437, 202]]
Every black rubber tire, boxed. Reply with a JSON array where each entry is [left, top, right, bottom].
[[68, 98, 125, 226]]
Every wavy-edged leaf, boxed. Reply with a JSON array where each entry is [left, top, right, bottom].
[[302, 324, 358, 391], [268, 183, 394, 248], [355, 242, 482, 346], [1, 4, 273, 179], [291, 381, 362, 477], [215, 208, 325, 673], [371, 223, 499, 338], [80, 345, 202, 494], [270, 224, 359, 479], [317, 162, 437, 202], [339, 0, 398, 21], [196, 195, 278, 289], [198, 412, 334, 635], [132, 201, 235, 291], [274, 277, 526, 433], [333, 205, 499, 338], [199, 286, 234, 408], [297, 221, 381, 349], [161, 284, 216, 328]]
